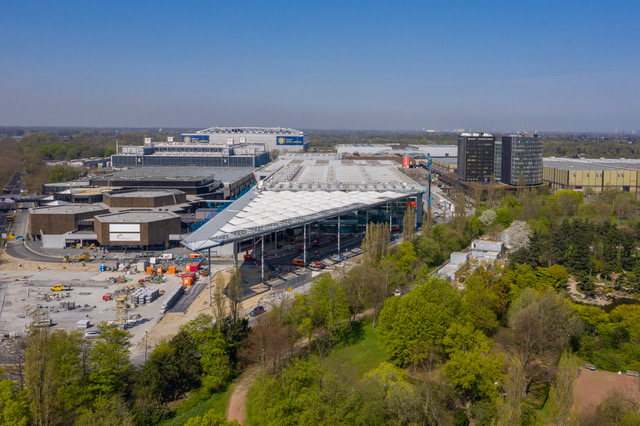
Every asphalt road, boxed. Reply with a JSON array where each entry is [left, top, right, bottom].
[[4, 241, 60, 263], [170, 281, 206, 313]]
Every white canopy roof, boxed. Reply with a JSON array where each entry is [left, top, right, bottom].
[[182, 188, 421, 251]]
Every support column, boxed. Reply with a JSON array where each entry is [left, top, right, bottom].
[[416, 193, 423, 227], [233, 242, 238, 266], [261, 235, 264, 285], [389, 203, 393, 233], [303, 225, 307, 267], [337, 215, 341, 256], [274, 232, 278, 257], [208, 248, 211, 306]]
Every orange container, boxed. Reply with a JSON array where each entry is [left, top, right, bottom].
[[168, 266, 176, 274], [156, 266, 163, 275], [146, 267, 153, 275], [181, 272, 195, 286]]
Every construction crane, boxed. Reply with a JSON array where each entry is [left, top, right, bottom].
[[311, 224, 320, 246], [417, 154, 433, 214], [244, 237, 263, 261]]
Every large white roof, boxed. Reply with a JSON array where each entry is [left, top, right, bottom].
[[182, 189, 419, 251]]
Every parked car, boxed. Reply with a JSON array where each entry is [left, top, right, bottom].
[[250, 306, 266, 317], [84, 331, 101, 339], [394, 289, 402, 297]]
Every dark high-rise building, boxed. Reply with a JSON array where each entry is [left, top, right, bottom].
[[457, 133, 495, 182], [494, 140, 502, 182], [501, 134, 543, 186]]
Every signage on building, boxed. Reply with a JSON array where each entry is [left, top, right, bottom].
[[182, 135, 210, 143], [110, 233, 141, 242], [276, 136, 304, 145]]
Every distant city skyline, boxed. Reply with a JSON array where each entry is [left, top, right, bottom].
[[1, 1, 638, 132]]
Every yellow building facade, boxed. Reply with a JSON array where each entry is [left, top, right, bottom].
[[543, 159, 640, 194]]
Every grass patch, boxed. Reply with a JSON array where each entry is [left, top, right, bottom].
[[323, 319, 388, 377], [160, 385, 234, 426]]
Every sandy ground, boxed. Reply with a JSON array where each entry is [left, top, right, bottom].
[[129, 269, 268, 360], [573, 368, 639, 414], [226, 366, 259, 424]]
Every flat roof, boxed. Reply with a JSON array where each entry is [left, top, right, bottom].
[[543, 158, 640, 171], [107, 190, 185, 198], [193, 127, 303, 135], [95, 211, 179, 223], [433, 157, 458, 164], [43, 180, 92, 188], [261, 158, 424, 192], [30, 203, 108, 215], [93, 167, 255, 184]]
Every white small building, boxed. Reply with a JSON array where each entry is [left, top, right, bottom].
[[470, 240, 504, 259]]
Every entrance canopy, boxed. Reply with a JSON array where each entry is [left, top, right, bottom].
[[181, 188, 422, 251]]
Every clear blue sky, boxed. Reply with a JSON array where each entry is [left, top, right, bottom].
[[1, 0, 638, 132]]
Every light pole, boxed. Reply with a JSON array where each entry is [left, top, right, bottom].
[[144, 331, 148, 362]]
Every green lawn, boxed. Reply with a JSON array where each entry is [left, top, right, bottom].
[[322, 319, 388, 377], [160, 385, 234, 426]]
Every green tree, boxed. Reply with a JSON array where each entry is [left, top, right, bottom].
[[363, 362, 422, 425], [74, 394, 133, 426], [181, 315, 233, 391], [87, 324, 132, 397], [402, 206, 416, 241], [505, 289, 581, 396], [442, 323, 503, 401], [362, 222, 390, 264], [135, 331, 201, 404], [548, 351, 579, 426], [48, 164, 80, 183], [378, 276, 461, 366], [0, 372, 29, 426], [310, 275, 350, 338]]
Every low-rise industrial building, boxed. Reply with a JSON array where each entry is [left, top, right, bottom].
[[336, 144, 457, 158], [543, 158, 640, 193], [90, 167, 255, 198], [103, 190, 187, 208], [432, 157, 458, 173], [181, 126, 308, 152], [94, 211, 181, 248], [29, 204, 109, 235]]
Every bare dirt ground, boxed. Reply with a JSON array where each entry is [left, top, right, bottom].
[[573, 368, 639, 414], [227, 366, 259, 424], [130, 269, 268, 360], [130, 270, 233, 358]]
